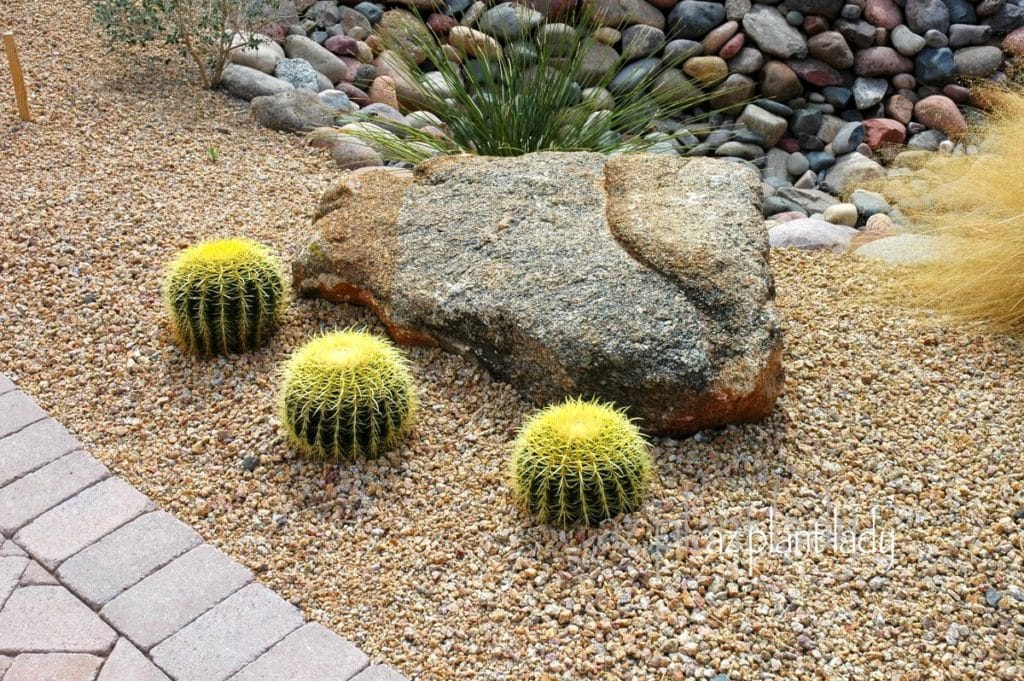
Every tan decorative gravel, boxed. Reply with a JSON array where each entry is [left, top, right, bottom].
[[2, 3, 1023, 679]]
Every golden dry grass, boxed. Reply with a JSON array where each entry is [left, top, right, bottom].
[[878, 88, 1024, 332]]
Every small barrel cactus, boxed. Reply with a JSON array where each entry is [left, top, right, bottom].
[[510, 398, 652, 526], [280, 330, 417, 460], [163, 238, 288, 356]]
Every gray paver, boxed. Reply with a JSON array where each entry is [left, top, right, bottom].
[[14, 477, 154, 569], [0, 586, 117, 654], [151, 583, 304, 681], [0, 540, 25, 557], [97, 638, 171, 681], [0, 557, 28, 608], [230, 623, 369, 681], [4, 652, 104, 681], [0, 450, 109, 534], [0, 374, 14, 395], [0, 391, 47, 439], [351, 664, 409, 681], [0, 418, 79, 487], [19, 560, 58, 586], [101, 543, 253, 651], [58, 511, 202, 608]]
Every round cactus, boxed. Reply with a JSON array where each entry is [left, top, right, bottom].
[[163, 238, 288, 356], [280, 330, 417, 461], [510, 398, 652, 526]]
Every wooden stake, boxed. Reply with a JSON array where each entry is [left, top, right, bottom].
[[2, 32, 31, 121]]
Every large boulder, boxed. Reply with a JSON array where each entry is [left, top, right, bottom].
[[293, 152, 784, 434]]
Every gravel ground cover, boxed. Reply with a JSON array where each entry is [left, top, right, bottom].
[[2, 2, 1023, 679]]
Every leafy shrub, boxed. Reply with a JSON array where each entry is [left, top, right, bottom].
[[879, 88, 1024, 332], [90, 0, 284, 87], [510, 398, 652, 526], [279, 330, 417, 461]]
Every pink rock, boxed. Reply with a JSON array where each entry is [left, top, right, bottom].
[[340, 57, 360, 81], [885, 94, 914, 125], [337, 82, 370, 106], [703, 21, 738, 54], [777, 137, 802, 153], [719, 32, 745, 60], [864, 118, 907, 149], [772, 211, 808, 223], [943, 84, 971, 104], [647, 0, 678, 9], [914, 95, 968, 137], [787, 58, 843, 86], [854, 47, 913, 76], [1003, 26, 1024, 56], [324, 35, 359, 58], [426, 12, 458, 34], [520, 0, 578, 20], [803, 16, 829, 35], [864, 0, 902, 29]]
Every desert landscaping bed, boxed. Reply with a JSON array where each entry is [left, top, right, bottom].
[[3, 1, 1024, 679]]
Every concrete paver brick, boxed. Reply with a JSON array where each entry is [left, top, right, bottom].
[[0, 586, 117, 654], [150, 583, 304, 681], [0, 392, 47, 439], [97, 638, 171, 681], [4, 652, 104, 681], [101, 544, 253, 651], [58, 511, 202, 608], [14, 478, 154, 569], [230, 623, 369, 681], [0, 451, 109, 535], [0, 419, 79, 487]]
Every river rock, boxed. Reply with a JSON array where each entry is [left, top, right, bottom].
[[854, 46, 915, 75], [891, 24, 928, 55], [916, 46, 956, 83], [953, 45, 1003, 76], [743, 6, 809, 59], [807, 31, 855, 68], [768, 217, 859, 251], [284, 34, 349, 83], [865, 0, 903, 29], [229, 34, 286, 74], [293, 153, 784, 434], [220, 64, 295, 101], [761, 60, 804, 99], [914, 94, 968, 135], [669, 1, 728, 39], [820, 151, 885, 194], [251, 89, 341, 131], [906, 0, 951, 34], [853, 76, 889, 108], [478, 2, 545, 40], [864, 117, 907, 147]]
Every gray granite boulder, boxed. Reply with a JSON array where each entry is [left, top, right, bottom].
[[293, 153, 784, 434]]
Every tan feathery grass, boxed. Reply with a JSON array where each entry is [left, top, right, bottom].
[[877, 88, 1024, 333]]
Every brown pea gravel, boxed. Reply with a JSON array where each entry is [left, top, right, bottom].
[[2, 2, 1023, 679]]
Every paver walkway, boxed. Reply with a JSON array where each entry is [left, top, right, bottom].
[[0, 374, 406, 681]]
